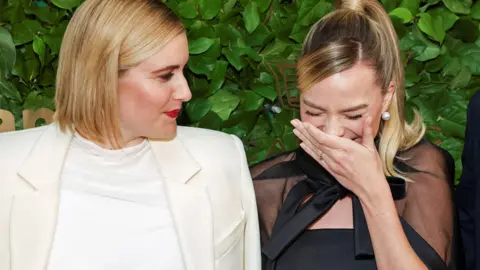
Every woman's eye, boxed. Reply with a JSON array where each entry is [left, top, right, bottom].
[[306, 111, 321, 116], [347, 114, 363, 120], [158, 72, 174, 82]]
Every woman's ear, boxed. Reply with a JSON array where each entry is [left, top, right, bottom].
[[382, 81, 395, 112]]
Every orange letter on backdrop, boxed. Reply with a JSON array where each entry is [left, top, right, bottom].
[[23, 108, 54, 129], [0, 110, 15, 132], [0, 109, 55, 132]]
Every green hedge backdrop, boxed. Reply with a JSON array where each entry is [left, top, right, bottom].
[[1, 0, 479, 183]]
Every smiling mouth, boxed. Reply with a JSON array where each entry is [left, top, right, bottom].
[[165, 109, 181, 118]]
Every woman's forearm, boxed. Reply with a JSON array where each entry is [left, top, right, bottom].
[[359, 180, 428, 270]]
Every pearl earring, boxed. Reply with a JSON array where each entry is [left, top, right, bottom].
[[381, 112, 391, 121]]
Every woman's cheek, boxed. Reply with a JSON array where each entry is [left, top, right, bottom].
[[145, 83, 172, 109]]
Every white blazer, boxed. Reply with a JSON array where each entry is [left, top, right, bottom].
[[0, 124, 261, 270]]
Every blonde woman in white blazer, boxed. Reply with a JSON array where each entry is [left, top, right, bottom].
[[0, 0, 261, 269]]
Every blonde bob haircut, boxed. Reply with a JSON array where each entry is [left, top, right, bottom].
[[54, 0, 184, 147], [297, 0, 425, 180]]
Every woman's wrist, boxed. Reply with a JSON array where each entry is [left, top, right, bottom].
[[357, 175, 394, 214]]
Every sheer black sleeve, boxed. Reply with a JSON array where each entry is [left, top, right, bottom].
[[396, 141, 455, 264]]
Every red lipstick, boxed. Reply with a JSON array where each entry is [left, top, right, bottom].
[[165, 109, 181, 118]]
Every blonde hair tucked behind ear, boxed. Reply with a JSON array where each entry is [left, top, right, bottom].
[[54, 0, 184, 148], [297, 0, 425, 180]]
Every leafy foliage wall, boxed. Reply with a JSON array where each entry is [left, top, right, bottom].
[[1, 0, 479, 182]]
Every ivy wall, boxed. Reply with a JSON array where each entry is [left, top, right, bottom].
[[1, 0, 479, 182]]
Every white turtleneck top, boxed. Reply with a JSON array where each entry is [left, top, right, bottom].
[[47, 134, 185, 270]]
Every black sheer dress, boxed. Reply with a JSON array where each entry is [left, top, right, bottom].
[[251, 139, 455, 270]]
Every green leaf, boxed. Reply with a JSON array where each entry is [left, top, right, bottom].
[[199, 0, 221, 20], [400, 28, 441, 61], [4, 1, 26, 24], [186, 98, 212, 122], [209, 61, 228, 92], [208, 91, 241, 120], [380, 0, 397, 12], [222, 47, 248, 71], [12, 47, 41, 82], [257, 72, 274, 84], [389, 8, 413, 23], [223, 110, 258, 132], [43, 35, 62, 55], [297, 0, 319, 21], [416, 43, 441, 61], [253, 0, 271, 13], [419, 0, 441, 13], [443, 0, 472, 14], [243, 2, 260, 34], [178, 1, 197, 19], [439, 118, 465, 139], [439, 137, 463, 182], [39, 68, 56, 86], [458, 43, 480, 75], [188, 37, 215, 54], [247, 24, 271, 47], [33, 37, 46, 67], [188, 76, 210, 97], [188, 55, 215, 77], [449, 19, 479, 43], [25, 58, 40, 81], [473, 1, 480, 19], [11, 20, 44, 45], [0, 79, 21, 101], [429, 7, 459, 32], [443, 57, 462, 76], [188, 21, 216, 39], [44, 21, 68, 55], [252, 84, 277, 101], [237, 91, 265, 111], [25, 5, 66, 24], [261, 38, 290, 57], [400, 0, 420, 15], [298, 0, 332, 26], [214, 23, 243, 46], [425, 54, 448, 72], [223, 0, 237, 15], [450, 66, 472, 89], [249, 116, 270, 140], [51, 0, 82, 9], [198, 111, 223, 130], [23, 91, 54, 110], [418, 13, 445, 43], [0, 27, 16, 78], [405, 61, 422, 87]]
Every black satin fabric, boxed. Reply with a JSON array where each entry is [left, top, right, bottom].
[[256, 148, 447, 270]]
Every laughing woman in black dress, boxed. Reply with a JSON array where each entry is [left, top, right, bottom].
[[251, 0, 455, 269]]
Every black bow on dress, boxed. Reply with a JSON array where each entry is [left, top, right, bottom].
[[258, 148, 447, 270]]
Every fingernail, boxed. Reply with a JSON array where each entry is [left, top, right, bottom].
[[300, 142, 305, 148]]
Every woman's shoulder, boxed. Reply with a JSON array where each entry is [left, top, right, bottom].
[[398, 138, 455, 184], [177, 125, 233, 141], [176, 126, 246, 164], [176, 126, 238, 151], [0, 125, 50, 157], [249, 151, 297, 179]]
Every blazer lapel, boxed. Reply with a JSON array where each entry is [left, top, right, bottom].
[[150, 136, 215, 270], [11, 124, 72, 270]]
